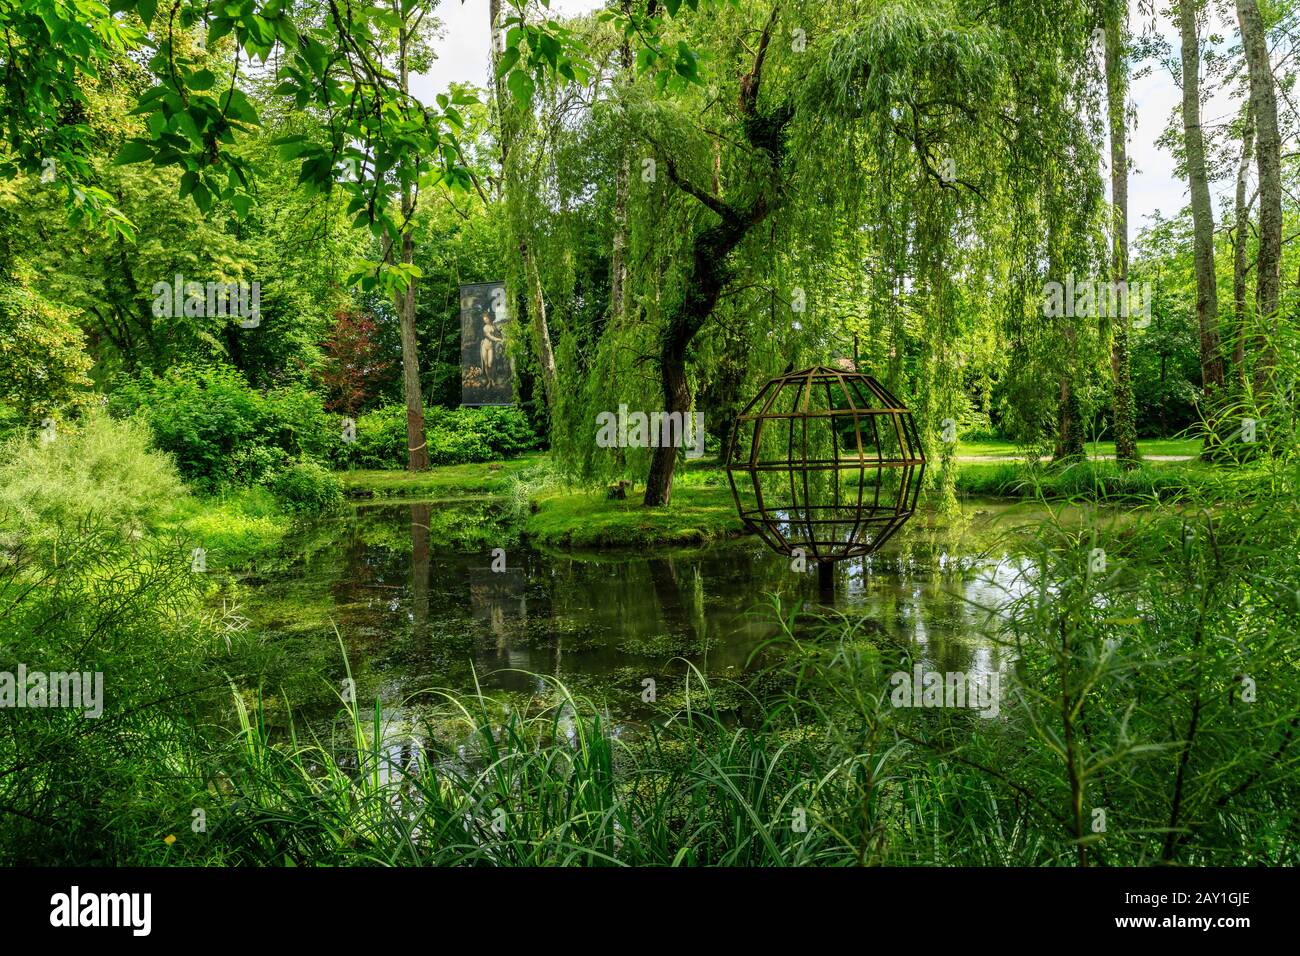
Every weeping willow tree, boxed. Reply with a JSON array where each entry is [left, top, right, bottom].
[[501, 0, 1116, 504]]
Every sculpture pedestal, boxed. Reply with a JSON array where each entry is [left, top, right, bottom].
[[818, 560, 835, 601]]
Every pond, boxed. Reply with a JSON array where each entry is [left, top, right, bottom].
[[237, 497, 1062, 724]]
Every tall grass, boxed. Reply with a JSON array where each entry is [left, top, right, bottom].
[[1, 419, 1296, 866], [179, 459, 1297, 866]]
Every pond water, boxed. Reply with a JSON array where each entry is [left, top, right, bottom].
[[239, 497, 1057, 722]]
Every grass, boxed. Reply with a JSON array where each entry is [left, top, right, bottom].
[[525, 480, 744, 548], [324, 439, 1233, 552], [951, 458, 1240, 501], [339, 454, 545, 498], [164, 486, 292, 570], [954, 437, 1202, 459], [523, 460, 745, 548]]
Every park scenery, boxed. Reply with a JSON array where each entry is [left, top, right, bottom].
[[0, 0, 1296, 872]]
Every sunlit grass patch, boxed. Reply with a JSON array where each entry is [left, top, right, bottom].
[[525, 482, 745, 548], [339, 454, 546, 499]]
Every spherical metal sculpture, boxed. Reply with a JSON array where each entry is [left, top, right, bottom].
[[725, 365, 925, 589]]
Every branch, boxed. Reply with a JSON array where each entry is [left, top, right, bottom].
[[644, 130, 739, 221], [738, 2, 780, 116]]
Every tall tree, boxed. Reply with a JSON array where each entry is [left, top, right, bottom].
[[1231, 104, 1255, 399], [643, 4, 788, 506], [389, 0, 431, 471], [490, 0, 559, 412], [1235, 0, 1282, 402], [1105, 12, 1139, 467], [1176, 0, 1226, 437]]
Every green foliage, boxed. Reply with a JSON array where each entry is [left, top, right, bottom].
[[166, 485, 289, 571], [346, 404, 539, 469], [0, 520, 237, 864], [0, 411, 184, 544], [107, 364, 341, 486], [264, 460, 342, 515], [0, 272, 93, 419]]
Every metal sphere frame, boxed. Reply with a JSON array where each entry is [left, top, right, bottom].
[[725, 365, 925, 566]]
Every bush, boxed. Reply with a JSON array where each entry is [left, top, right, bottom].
[[108, 365, 343, 487], [0, 411, 185, 542], [265, 461, 342, 514], [108, 365, 263, 484], [345, 404, 539, 469]]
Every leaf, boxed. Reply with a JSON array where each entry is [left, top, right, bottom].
[[192, 182, 213, 214], [207, 18, 233, 49], [221, 88, 260, 125], [506, 69, 534, 107], [113, 140, 154, 165], [188, 68, 217, 90], [495, 47, 520, 78]]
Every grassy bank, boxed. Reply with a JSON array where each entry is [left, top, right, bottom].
[[953, 437, 1202, 460], [951, 458, 1239, 501], [339, 454, 546, 499], [25, 480, 1300, 866], [525, 476, 744, 548], [332, 446, 1247, 551]]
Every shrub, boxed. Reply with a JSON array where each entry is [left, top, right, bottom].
[[229, 444, 291, 485], [348, 403, 408, 469], [0, 411, 185, 542], [108, 365, 266, 485], [263, 383, 340, 463], [108, 365, 343, 486], [265, 461, 342, 514], [345, 403, 539, 469]]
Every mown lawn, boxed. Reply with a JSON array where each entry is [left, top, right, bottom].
[[954, 437, 1201, 459], [525, 480, 744, 548], [338, 453, 546, 497]]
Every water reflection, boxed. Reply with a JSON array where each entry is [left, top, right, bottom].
[[247, 498, 1053, 716]]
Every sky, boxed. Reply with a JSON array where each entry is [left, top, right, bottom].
[[413, 1, 1254, 243]]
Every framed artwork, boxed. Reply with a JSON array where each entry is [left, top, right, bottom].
[[459, 280, 513, 406]]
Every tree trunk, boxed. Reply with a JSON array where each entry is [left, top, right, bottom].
[[522, 237, 558, 406], [1236, 0, 1281, 402], [1055, 370, 1086, 462], [1231, 105, 1255, 398], [609, 0, 631, 331], [1105, 15, 1139, 467], [491, 0, 558, 414], [643, 6, 786, 505], [395, 0, 428, 470], [1177, 0, 1226, 421]]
